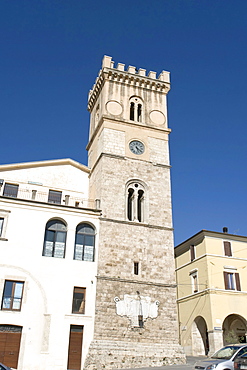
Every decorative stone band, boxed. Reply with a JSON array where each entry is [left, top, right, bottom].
[[96, 275, 177, 288], [99, 216, 174, 231]]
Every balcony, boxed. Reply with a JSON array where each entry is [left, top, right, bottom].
[[0, 187, 98, 209]]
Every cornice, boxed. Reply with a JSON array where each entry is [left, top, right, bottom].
[[0, 158, 90, 173]]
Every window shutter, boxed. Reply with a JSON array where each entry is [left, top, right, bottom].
[[224, 241, 232, 257], [190, 245, 195, 261], [235, 273, 241, 291], [224, 271, 229, 289]]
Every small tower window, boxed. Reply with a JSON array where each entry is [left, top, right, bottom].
[[137, 104, 142, 122], [134, 262, 139, 275], [126, 181, 146, 223], [130, 102, 135, 121], [129, 97, 143, 122]]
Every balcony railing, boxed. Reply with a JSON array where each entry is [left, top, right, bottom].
[[1, 188, 99, 209]]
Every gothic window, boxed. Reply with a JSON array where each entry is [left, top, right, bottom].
[[129, 97, 143, 122], [74, 223, 95, 262], [43, 219, 67, 258], [127, 181, 145, 222]]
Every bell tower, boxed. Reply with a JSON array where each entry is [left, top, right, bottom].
[[85, 56, 184, 369]]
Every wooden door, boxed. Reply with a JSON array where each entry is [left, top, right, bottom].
[[67, 325, 83, 370], [0, 326, 22, 368]]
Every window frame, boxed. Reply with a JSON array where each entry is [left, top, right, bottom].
[[3, 183, 19, 198], [134, 262, 139, 275], [129, 96, 143, 122], [126, 180, 146, 223], [43, 219, 67, 258], [190, 269, 199, 293], [0, 217, 4, 237], [223, 271, 241, 291], [48, 190, 62, 204], [190, 245, 196, 261], [0, 209, 10, 240], [224, 241, 232, 257], [1, 280, 24, 311], [72, 287, 86, 314], [74, 223, 96, 262]]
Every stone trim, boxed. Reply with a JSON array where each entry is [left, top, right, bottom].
[[96, 275, 177, 288], [100, 217, 174, 231]]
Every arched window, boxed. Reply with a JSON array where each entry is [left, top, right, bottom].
[[129, 97, 143, 122], [43, 219, 67, 258], [74, 223, 95, 262], [127, 182, 145, 222]]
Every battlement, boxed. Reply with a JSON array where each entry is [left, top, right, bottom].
[[101, 55, 170, 83], [88, 55, 170, 110]]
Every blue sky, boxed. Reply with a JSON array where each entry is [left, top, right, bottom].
[[1, 0, 247, 245]]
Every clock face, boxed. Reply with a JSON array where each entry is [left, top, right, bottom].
[[129, 140, 145, 155]]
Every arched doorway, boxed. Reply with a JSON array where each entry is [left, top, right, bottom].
[[223, 314, 247, 344], [192, 316, 209, 355], [0, 324, 22, 368]]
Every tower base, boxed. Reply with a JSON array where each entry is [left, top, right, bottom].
[[84, 340, 186, 370]]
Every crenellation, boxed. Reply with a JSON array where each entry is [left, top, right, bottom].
[[138, 68, 146, 76], [117, 63, 125, 71], [127, 65, 136, 74], [148, 70, 157, 79]]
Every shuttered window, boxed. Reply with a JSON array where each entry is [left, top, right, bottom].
[[224, 241, 232, 257], [190, 245, 195, 261], [223, 271, 241, 291]]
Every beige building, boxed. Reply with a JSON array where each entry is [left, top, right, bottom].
[[175, 228, 247, 357], [0, 55, 185, 370]]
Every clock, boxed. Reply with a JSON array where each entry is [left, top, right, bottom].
[[129, 140, 145, 155]]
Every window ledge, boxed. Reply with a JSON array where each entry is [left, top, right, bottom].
[[0, 237, 8, 241]]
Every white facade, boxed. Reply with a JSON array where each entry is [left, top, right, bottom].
[[0, 159, 100, 370]]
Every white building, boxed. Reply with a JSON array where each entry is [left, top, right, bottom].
[[0, 56, 185, 370], [0, 159, 100, 370]]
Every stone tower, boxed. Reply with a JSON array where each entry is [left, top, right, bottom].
[[85, 56, 184, 369]]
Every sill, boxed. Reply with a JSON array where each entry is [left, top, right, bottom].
[[0, 237, 8, 241], [72, 312, 85, 315]]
